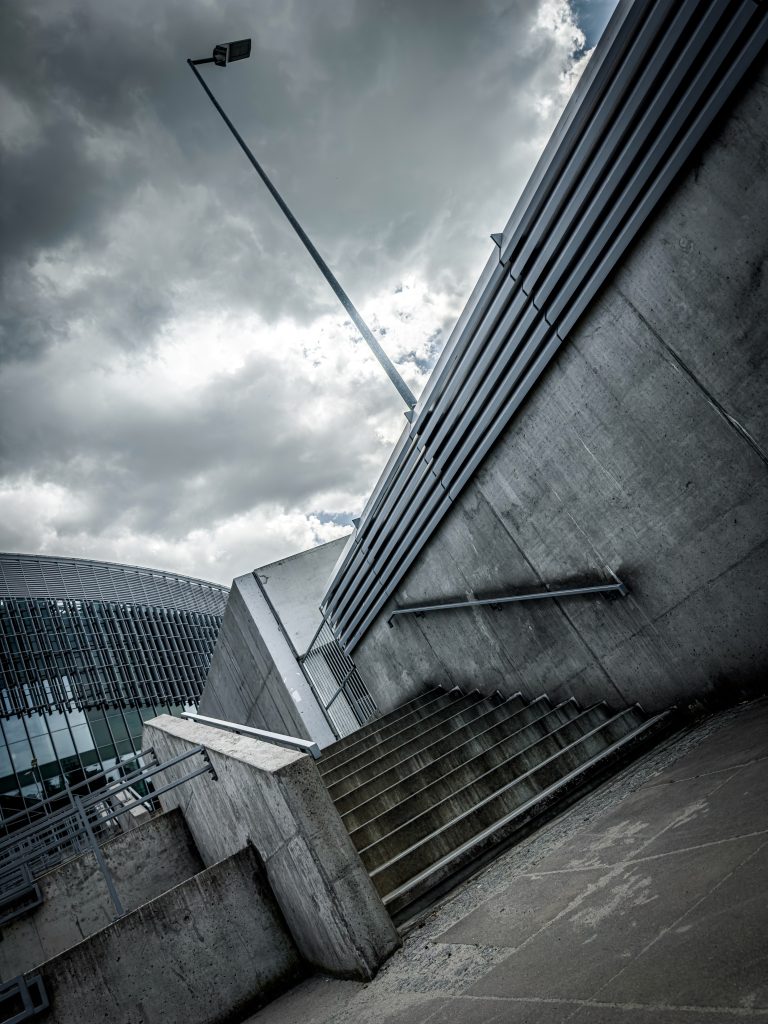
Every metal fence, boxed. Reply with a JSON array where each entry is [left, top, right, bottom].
[[298, 619, 377, 739], [0, 745, 216, 923]]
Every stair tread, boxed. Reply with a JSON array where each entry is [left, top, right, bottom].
[[368, 704, 651, 880], [362, 704, 622, 864], [325, 693, 503, 791], [380, 710, 673, 909], [321, 691, 483, 776], [348, 700, 602, 843], [319, 688, 454, 765], [331, 697, 541, 817]]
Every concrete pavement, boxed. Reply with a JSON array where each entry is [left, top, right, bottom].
[[248, 699, 768, 1023]]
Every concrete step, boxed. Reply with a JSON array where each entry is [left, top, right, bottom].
[[360, 704, 620, 873], [339, 696, 569, 831], [370, 707, 652, 898], [324, 692, 501, 795], [333, 694, 537, 819], [347, 700, 597, 851], [382, 709, 674, 921], [318, 688, 451, 770], [320, 690, 485, 784]]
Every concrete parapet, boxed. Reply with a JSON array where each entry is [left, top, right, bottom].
[[0, 808, 202, 979], [143, 715, 400, 980], [25, 844, 303, 1024], [200, 572, 335, 747]]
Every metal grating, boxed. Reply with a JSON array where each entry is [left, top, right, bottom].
[[1, 554, 229, 716], [0, 553, 228, 617], [322, 0, 768, 652], [299, 620, 377, 738]]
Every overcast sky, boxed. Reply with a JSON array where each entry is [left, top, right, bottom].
[[0, 0, 617, 586]]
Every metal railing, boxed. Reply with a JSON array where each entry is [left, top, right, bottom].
[[0, 974, 48, 1024], [298, 618, 377, 738], [1, 749, 159, 837], [0, 745, 217, 921], [182, 712, 321, 760], [387, 580, 628, 626]]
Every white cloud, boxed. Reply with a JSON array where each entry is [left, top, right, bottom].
[[0, 1, 606, 584]]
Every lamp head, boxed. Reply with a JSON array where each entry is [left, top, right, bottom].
[[212, 38, 251, 67]]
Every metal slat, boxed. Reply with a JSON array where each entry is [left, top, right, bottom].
[[323, 1, 768, 652], [500, 0, 657, 268]]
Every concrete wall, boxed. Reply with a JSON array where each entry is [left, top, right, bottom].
[[258, 536, 350, 655], [27, 844, 304, 1024], [199, 572, 335, 747], [1, 809, 202, 979], [143, 715, 399, 980], [352, 53, 768, 717]]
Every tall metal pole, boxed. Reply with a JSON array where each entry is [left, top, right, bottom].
[[187, 59, 417, 410]]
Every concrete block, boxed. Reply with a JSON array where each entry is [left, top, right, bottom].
[[143, 715, 400, 980], [0, 809, 202, 978], [27, 844, 304, 1024], [615, 61, 768, 451], [200, 574, 336, 748], [257, 537, 350, 655]]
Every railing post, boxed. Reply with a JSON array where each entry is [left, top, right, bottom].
[[73, 794, 124, 919]]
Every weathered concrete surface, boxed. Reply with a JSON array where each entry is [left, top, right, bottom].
[[143, 715, 400, 979], [0, 808, 202, 978], [246, 698, 768, 1023], [28, 844, 304, 1024], [199, 572, 335, 747], [258, 537, 350, 655], [353, 52, 768, 717]]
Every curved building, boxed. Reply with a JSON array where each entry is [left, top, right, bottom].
[[0, 553, 228, 820]]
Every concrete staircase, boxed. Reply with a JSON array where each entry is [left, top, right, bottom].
[[318, 686, 673, 922]]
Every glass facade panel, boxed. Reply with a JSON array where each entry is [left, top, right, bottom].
[[1, 553, 227, 825], [50, 726, 76, 762], [29, 730, 56, 766]]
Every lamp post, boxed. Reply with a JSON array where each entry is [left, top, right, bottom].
[[187, 39, 417, 412]]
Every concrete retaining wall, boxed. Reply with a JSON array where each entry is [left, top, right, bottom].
[[1, 809, 202, 979], [200, 573, 335, 747], [257, 537, 349, 655], [353, 52, 768, 716], [26, 844, 304, 1024], [143, 715, 399, 980]]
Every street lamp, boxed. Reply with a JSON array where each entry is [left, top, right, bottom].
[[187, 39, 417, 412]]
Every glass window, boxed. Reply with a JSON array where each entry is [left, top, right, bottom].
[[50, 727, 76, 761], [97, 743, 118, 764], [29, 731, 56, 767], [69, 723, 96, 757], [9, 738, 34, 773], [116, 737, 136, 758], [25, 713, 50, 738], [123, 709, 143, 744], [0, 743, 13, 782], [86, 713, 112, 749], [2, 716, 29, 744], [105, 713, 128, 744]]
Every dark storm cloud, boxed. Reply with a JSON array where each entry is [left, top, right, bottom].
[[1, 0, 588, 350], [0, 0, 611, 576]]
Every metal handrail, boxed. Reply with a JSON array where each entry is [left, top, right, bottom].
[[387, 580, 627, 626], [0, 745, 218, 920], [1, 748, 159, 837], [182, 712, 321, 760]]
